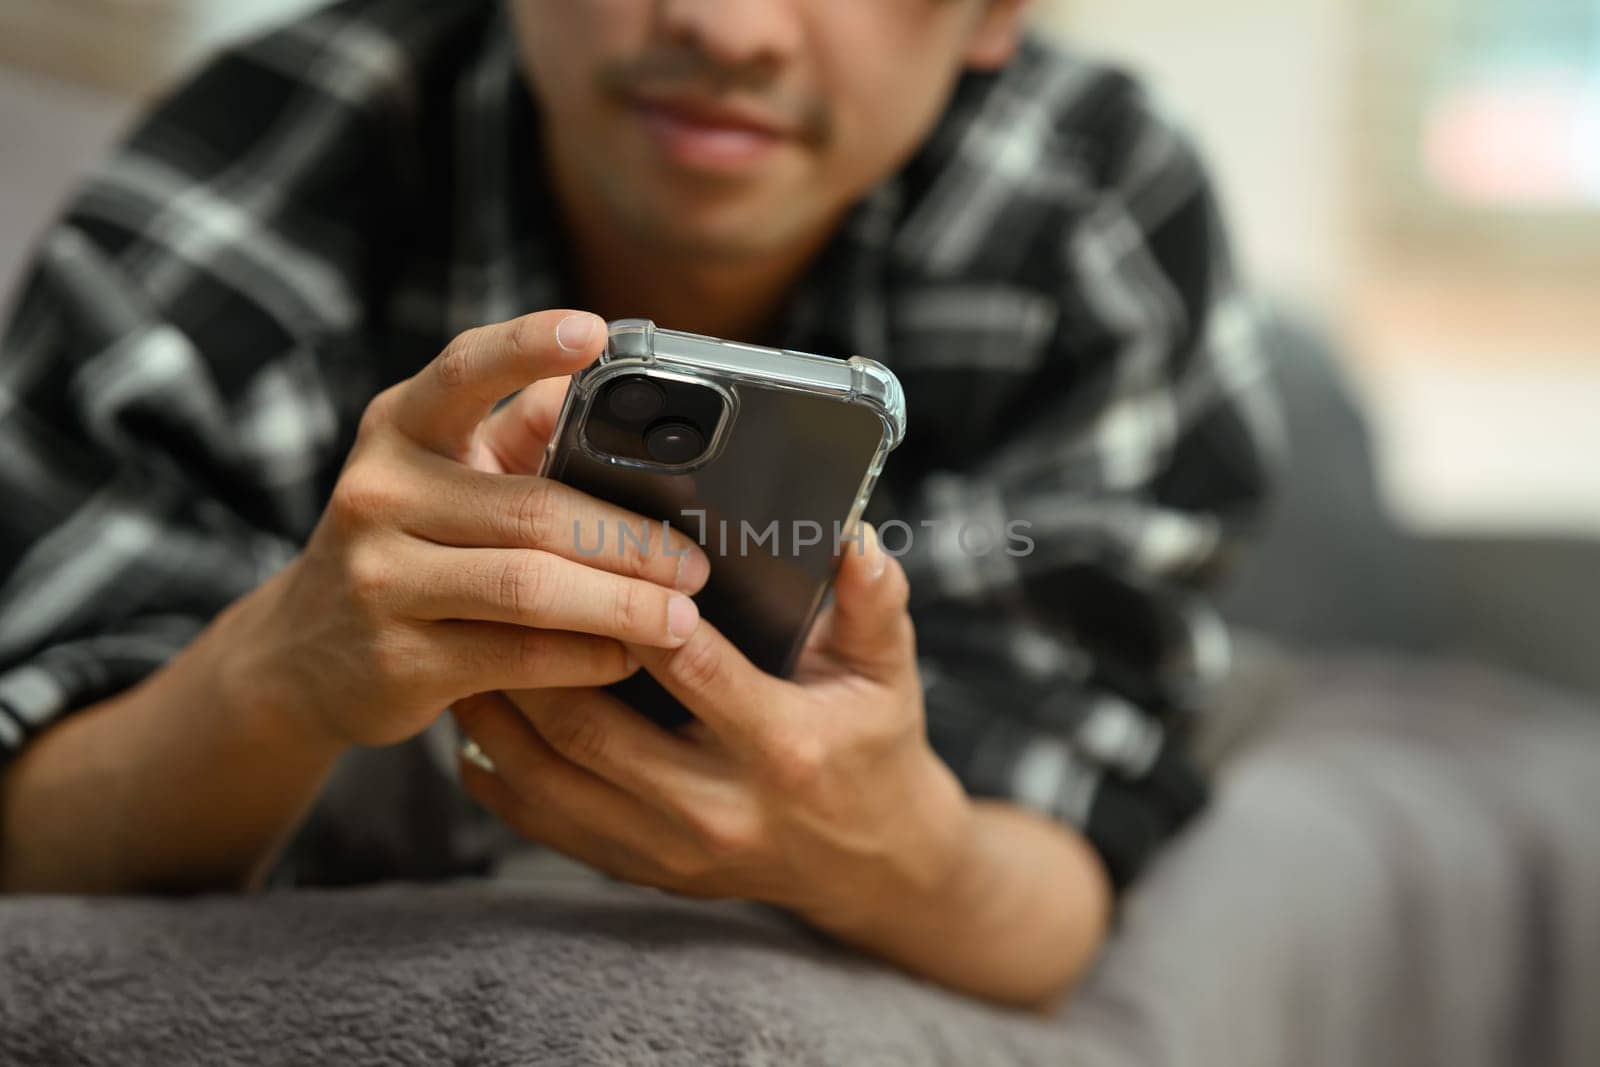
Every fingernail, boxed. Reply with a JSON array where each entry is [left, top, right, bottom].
[[675, 547, 711, 593], [865, 523, 888, 581], [556, 313, 600, 353], [667, 594, 700, 642], [622, 652, 640, 675]]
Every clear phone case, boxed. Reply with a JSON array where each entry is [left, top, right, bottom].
[[540, 319, 908, 727]]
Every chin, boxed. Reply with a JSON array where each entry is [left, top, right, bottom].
[[635, 192, 820, 262]]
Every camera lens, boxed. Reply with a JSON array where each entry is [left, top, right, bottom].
[[644, 420, 706, 466], [605, 377, 666, 422]]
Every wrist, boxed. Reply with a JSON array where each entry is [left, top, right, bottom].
[[209, 566, 351, 761], [808, 801, 1111, 1011], [805, 758, 983, 941]]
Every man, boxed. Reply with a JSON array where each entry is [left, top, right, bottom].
[[0, 0, 1275, 1009]]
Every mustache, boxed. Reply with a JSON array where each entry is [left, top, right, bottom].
[[596, 46, 833, 147]]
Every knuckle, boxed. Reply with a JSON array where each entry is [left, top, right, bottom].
[[612, 538, 650, 581], [436, 328, 483, 388], [503, 627, 549, 678], [688, 808, 759, 862], [329, 467, 395, 530], [344, 544, 395, 603], [356, 387, 399, 439], [666, 633, 722, 693], [611, 579, 649, 638], [614, 524, 663, 581], [544, 709, 610, 767], [508, 312, 541, 357], [506, 479, 557, 547], [760, 729, 827, 794], [495, 553, 550, 621]]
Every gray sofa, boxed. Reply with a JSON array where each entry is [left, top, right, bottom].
[[1218, 314, 1600, 703]]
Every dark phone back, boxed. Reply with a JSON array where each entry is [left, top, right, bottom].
[[542, 321, 903, 728]]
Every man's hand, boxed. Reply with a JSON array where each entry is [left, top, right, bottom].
[[455, 523, 1113, 1009], [229, 310, 709, 751], [454, 525, 977, 927]]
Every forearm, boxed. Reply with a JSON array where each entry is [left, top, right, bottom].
[[817, 800, 1112, 1012], [0, 589, 348, 895]]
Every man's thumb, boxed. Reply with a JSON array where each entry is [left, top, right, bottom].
[[819, 524, 914, 679]]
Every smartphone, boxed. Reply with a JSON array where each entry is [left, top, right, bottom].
[[540, 319, 907, 728]]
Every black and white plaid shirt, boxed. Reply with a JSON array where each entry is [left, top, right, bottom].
[[0, 0, 1278, 890]]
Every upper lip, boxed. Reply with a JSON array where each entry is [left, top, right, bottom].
[[630, 92, 794, 139]]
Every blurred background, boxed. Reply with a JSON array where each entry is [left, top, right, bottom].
[[2, 0, 1597, 685], [1046, 0, 1600, 541]]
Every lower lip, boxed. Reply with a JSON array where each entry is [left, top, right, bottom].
[[636, 106, 786, 174]]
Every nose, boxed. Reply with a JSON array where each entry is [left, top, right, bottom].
[[655, 0, 803, 80]]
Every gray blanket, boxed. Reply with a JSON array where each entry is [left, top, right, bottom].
[[3, 656, 1598, 1066]]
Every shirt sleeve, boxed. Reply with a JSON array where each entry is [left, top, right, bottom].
[[0, 225, 306, 760], [898, 110, 1283, 891], [0, 23, 387, 763]]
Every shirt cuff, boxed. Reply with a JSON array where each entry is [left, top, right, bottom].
[[0, 616, 204, 761]]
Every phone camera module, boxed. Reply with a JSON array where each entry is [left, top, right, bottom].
[[644, 420, 706, 466], [584, 374, 724, 468], [605, 377, 666, 423]]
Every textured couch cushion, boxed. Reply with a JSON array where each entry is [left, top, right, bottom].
[[4, 657, 1596, 1067]]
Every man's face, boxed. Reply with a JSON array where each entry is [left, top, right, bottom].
[[511, 0, 1024, 261]]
